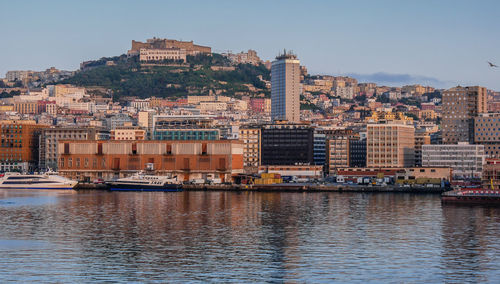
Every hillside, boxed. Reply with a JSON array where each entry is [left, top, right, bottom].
[[62, 54, 271, 100]]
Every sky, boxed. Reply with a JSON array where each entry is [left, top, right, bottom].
[[1, 0, 499, 90]]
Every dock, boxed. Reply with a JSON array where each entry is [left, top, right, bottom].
[[75, 183, 447, 193]]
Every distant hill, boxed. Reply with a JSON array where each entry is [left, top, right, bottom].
[[62, 53, 270, 100]]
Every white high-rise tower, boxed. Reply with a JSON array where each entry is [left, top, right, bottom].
[[271, 50, 300, 123]]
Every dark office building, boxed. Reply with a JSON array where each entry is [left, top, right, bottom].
[[349, 138, 366, 167], [261, 123, 314, 165]]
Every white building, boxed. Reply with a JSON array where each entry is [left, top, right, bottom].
[[271, 51, 300, 123], [422, 142, 485, 179], [139, 48, 186, 62]]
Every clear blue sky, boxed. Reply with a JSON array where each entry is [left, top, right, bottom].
[[1, 0, 499, 90]]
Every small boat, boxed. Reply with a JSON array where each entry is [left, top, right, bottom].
[[442, 187, 500, 205], [107, 172, 182, 192], [0, 172, 78, 190]]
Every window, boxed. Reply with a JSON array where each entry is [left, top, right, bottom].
[[76, 158, 80, 167], [68, 158, 73, 167]]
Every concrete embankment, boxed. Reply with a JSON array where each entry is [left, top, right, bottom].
[[75, 183, 446, 193]]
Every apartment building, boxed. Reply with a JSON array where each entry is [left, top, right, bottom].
[[0, 120, 48, 172], [110, 127, 146, 141], [474, 113, 500, 158], [239, 126, 261, 172], [442, 86, 487, 144]]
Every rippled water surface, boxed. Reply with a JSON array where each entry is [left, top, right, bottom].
[[0, 189, 499, 283]]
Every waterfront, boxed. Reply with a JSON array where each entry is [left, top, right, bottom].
[[0, 190, 499, 282]]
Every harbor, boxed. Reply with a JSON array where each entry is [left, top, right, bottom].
[[75, 182, 447, 193]]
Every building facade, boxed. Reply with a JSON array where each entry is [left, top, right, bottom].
[[110, 127, 146, 141], [442, 86, 487, 144], [474, 113, 500, 158], [239, 126, 261, 172], [349, 138, 367, 168], [57, 140, 243, 181], [139, 48, 187, 62], [367, 123, 415, 168], [261, 123, 314, 166], [271, 51, 300, 123], [39, 127, 102, 171], [422, 143, 485, 179], [0, 121, 48, 172]]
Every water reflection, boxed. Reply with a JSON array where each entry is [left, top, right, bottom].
[[0, 190, 498, 282]]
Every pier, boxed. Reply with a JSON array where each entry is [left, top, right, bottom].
[[75, 183, 447, 193]]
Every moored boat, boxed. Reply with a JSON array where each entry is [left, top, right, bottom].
[[442, 187, 500, 205], [0, 172, 78, 190], [107, 172, 182, 192]]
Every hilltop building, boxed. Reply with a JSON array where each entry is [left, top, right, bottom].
[[128, 38, 211, 56]]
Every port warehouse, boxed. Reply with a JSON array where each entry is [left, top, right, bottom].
[[57, 140, 243, 181], [336, 167, 452, 184]]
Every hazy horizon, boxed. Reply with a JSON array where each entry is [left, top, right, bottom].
[[1, 0, 499, 90]]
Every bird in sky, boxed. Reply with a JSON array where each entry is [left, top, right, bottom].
[[488, 61, 498, 68]]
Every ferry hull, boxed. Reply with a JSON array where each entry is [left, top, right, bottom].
[[442, 195, 500, 205], [108, 183, 182, 192]]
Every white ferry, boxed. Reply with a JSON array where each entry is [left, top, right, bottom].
[[0, 172, 78, 190], [107, 172, 182, 192]]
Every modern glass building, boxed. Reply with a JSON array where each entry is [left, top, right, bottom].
[[153, 129, 219, 141]]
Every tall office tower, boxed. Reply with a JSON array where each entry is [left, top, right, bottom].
[[442, 86, 487, 144], [271, 51, 300, 123]]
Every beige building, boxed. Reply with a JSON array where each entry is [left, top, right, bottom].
[[367, 123, 415, 168], [139, 48, 186, 62], [187, 95, 216, 104], [271, 51, 300, 123], [327, 135, 350, 175], [239, 126, 261, 172], [14, 102, 38, 114], [474, 112, 500, 158], [414, 131, 431, 167], [110, 127, 146, 141], [129, 38, 211, 56], [39, 127, 102, 170], [442, 86, 487, 144]]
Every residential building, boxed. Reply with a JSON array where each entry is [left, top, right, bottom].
[[39, 127, 102, 171], [57, 140, 243, 181], [367, 123, 415, 168], [0, 120, 48, 172], [327, 134, 350, 175], [14, 102, 39, 114], [422, 143, 485, 179], [474, 113, 500, 158], [110, 127, 146, 141], [414, 130, 431, 167], [239, 126, 261, 172], [271, 51, 300, 123], [442, 86, 487, 144]]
